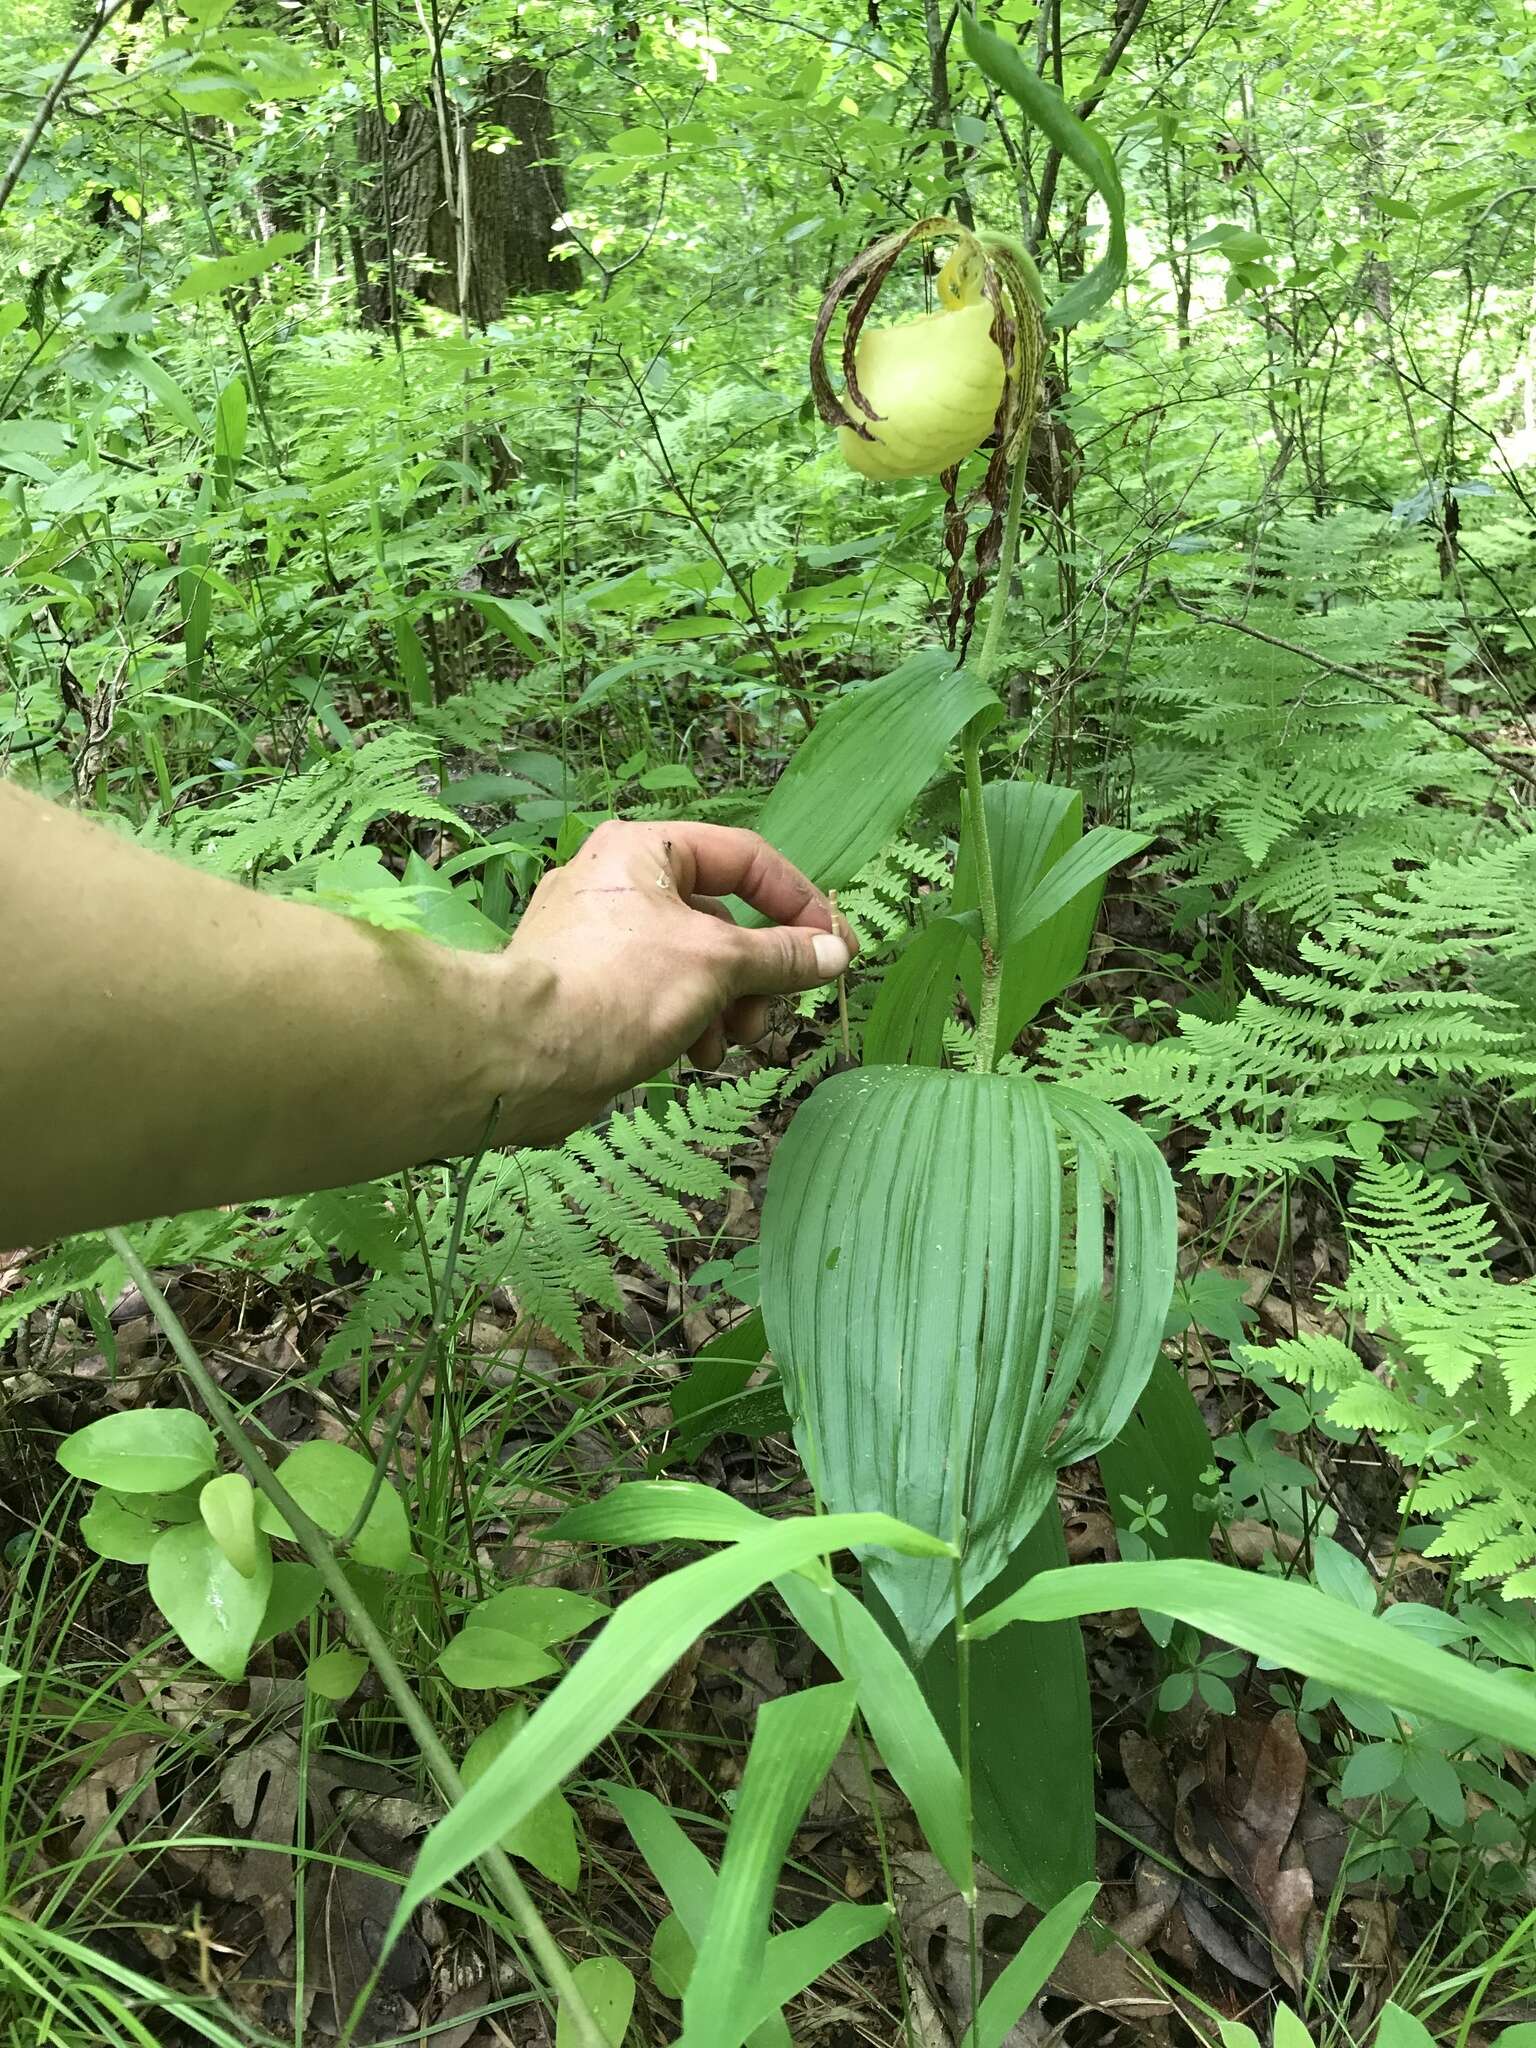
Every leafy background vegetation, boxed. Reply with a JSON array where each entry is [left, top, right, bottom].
[[6, 0, 1536, 2041]]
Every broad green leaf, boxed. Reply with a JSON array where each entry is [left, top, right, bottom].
[[1098, 1357, 1215, 1560], [955, 781, 1089, 1044], [547, 1479, 767, 1546], [1274, 2011, 1317, 2048], [256, 1441, 412, 1569], [960, 11, 1127, 330], [736, 1903, 891, 2037], [679, 1684, 857, 2048], [147, 1522, 272, 1681], [255, 1562, 325, 1644], [651, 1913, 695, 1999], [213, 371, 248, 499], [955, 783, 1145, 1045], [464, 1706, 582, 1888], [871, 1507, 1094, 1908], [199, 1472, 263, 1578], [969, 1560, 1536, 1752], [0, 1665, 18, 1691], [466, 1586, 608, 1647], [80, 1492, 162, 1563], [1218, 2025, 1264, 2048], [662, 1310, 775, 1462], [457, 590, 555, 657], [750, 651, 997, 907], [761, 1069, 1176, 1654], [557, 1957, 634, 2046], [608, 1779, 858, 2048], [960, 1881, 1099, 2048], [307, 1646, 368, 1701], [1003, 826, 1149, 947], [400, 851, 506, 953], [1375, 2012, 1435, 2048], [113, 346, 199, 431], [58, 1409, 218, 1494], [775, 1573, 972, 1893], [863, 917, 973, 1067], [172, 231, 308, 304], [391, 613, 433, 708], [390, 1512, 952, 1930], [437, 1627, 560, 1690]]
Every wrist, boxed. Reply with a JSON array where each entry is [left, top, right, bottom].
[[437, 945, 565, 1155]]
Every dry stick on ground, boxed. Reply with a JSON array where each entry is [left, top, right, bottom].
[[1168, 595, 1536, 794], [0, 0, 135, 220], [102, 1228, 610, 2048]]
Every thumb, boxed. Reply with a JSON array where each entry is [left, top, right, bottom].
[[726, 922, 852, 998]]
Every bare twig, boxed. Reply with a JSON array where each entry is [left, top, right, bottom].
[[1169, 596, 1536, 792], [0, 0, 135, 221]]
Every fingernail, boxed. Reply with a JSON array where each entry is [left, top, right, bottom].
[[812, 933, 852, 979]]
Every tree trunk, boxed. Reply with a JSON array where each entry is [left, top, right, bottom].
[[355, 58, 578, 329]]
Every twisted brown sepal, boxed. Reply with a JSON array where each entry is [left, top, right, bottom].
[[809, 216, 959, 441], [810, 218, 1048, 656]]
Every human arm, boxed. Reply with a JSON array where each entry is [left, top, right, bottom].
[[0, 785, 853, 1244]]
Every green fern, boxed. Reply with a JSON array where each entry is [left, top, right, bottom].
[[183, 728, 463, 876], [1254, 1157, 1536, 1596], [307, 1066, 795, 1354]]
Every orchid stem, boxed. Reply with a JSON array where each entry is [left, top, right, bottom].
[[963, 458, 1029, 1073]]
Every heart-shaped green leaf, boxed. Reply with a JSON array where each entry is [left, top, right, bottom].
[[58, 1409, 218, 1495], [147, 1522, 272, 1681]]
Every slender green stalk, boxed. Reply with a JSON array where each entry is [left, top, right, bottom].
[[961, 458, 1031, 1073], [974, 458, 1030, 691], [102, 1229, 608, 2048], [960, 721, 1002, 1077], [951, 1551, 981, 2037]]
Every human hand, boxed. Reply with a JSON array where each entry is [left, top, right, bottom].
[[490, 820, 857, 1144]]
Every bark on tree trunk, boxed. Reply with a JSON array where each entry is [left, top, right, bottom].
[[355, 58, 578, 328]]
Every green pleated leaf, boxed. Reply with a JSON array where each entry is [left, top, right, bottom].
[[678, 1684, 857, 2048], [863, 917, 974, 1067], [871, 1509, 1094, 1908], [760, 1067, 1176, 1655], [1097, 1356, 1215, 1559], [750, 650, 998, 908], [955, 783, 1146, 1045], [960, 12, 1128, 332], [969, 1559, 1536, 1752], [390, 1510, 952, 1932]]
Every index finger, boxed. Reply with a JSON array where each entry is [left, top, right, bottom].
[[662, 823, 834, 933]]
